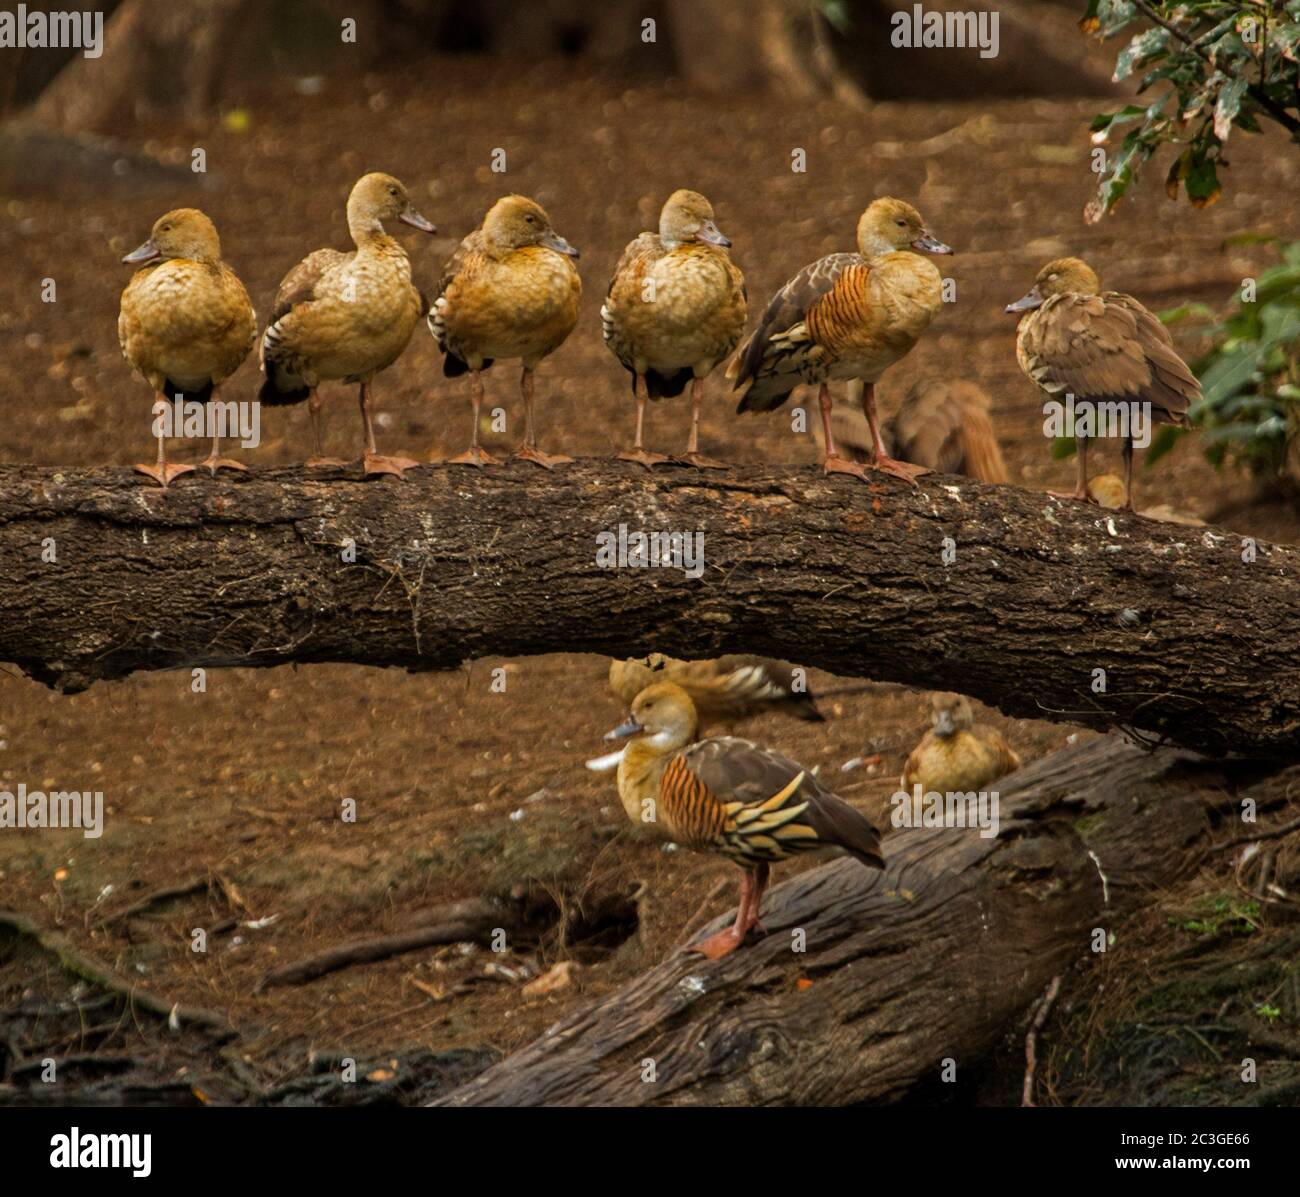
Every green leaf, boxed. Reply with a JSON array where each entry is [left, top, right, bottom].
[[1213, 75, 1248, 140]]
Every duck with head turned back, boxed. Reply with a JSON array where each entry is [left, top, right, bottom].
[[602, 189, 746, 469], [259, 172, 436, 479], [604, 682, 884, 960], [729, 196, 952, 485], [1006, 257, 1199, 510], [118, 208, 256, 487], [429, 195, 581, 469]]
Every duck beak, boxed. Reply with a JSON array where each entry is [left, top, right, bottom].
[[604, 715, 643, 741], [1005, 285, 1044, 314], [697, 220, 731, 248], [911, 233, 952, 255], [399, 205, 436, 234], [122, 238, 161, 265], [542, 231, 580, 258], [934, 710, 956, 736]]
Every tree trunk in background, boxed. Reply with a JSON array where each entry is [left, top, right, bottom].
[[0, 462, 1296, 759]]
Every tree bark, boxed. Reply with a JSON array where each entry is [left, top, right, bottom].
[[432, 736, 1298, 1106], [0, 462, 1296, 756]]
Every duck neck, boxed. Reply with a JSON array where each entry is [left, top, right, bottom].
[[858, 233, 903, 263], [347, 205, 392, 252], [616, 726, 695, 827]]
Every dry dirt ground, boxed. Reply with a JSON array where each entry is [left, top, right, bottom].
[[1, 55, 1298, 1103]]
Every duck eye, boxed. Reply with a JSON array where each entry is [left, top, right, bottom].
[[895, 219, 907, 227]]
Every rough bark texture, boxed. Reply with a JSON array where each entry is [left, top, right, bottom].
[[0, 462, 1295, 756], [434, 737, 1296, 1106]]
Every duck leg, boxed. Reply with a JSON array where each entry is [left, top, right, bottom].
[[819, 382, 870, 479], [200, 389, 248, 475], [305, 388, 347, 468], [1121, 436, 1135, 511], [617, 374, 670, 469], [690, 863, 770, 960], [358, 381, 418, 479], [1051, 436, 1092, 501], [860, 381, 928, 484], [447, 370, 498, 467], [675, 377, 729, 470], [134, 393, 195, 488], [513, 366, 573, 469]]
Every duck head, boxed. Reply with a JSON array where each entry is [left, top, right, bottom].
[[1005, 257, 1099, 314], [660, 189, 731, 248], [483, 195, 579, 259], [857, 197, 951, 259], [122, 208, 222, 266], [604, 682, 698, 752], [346, 172, 436, 239], [929, 692, 974, 738]]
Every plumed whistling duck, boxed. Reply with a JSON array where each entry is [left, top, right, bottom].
[[428, 195, 581, 469], [608, 653, 823, 730], [118, 208, 256, 487], [819, 378, 1009, 482], [605, 682, 884, 959], [259, 172, 436, 478], [728, 196, 951, 484], [1006, 257, 1199, 510], [901, 693, 1021, 794], [602, 189, 747, 469]]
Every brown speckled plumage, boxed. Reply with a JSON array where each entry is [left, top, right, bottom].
[[901, 693, 1021, 793]]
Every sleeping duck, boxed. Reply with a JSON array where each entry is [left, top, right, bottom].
[[602, 189, 746, 469], [1006, 257, 1199, 509], [729, 197, 951, 484], [118, 208, 256, 487], [428, 195, 581, 469], [605, 682, 884, 959], [901, 693, 1021, 794], [259, 172, 436, 478]]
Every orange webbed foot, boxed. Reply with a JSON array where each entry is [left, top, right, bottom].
[[362, 453, 418, 479], [446, 446, 499, 468], [202, 457, 248, 477], [688, 927, 747, 960], [617, 449, 672, 470], [513, 445, 573, 470], [822, 454, 871, 480], [134, 462, 196, 489], [870, 455, 930, 485]]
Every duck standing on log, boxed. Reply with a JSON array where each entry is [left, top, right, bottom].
[[118, 208, 256, 487], [818, 378, 1009, 482], [602, 189, 746, 469], [604, 682, 884, 959], [259, 172, 436, 478], [428, 195, 581, 468], [901, 693, 1021, 794], [1006, 257, 1199, 509], [728, 197, 951, 483]]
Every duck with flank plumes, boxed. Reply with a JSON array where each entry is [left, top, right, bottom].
[[729, 197, 951, 484], [259, 172, 436, 478], [602, 189, 746, 469], [118, 208, 257, 487], [604, 682, 884, 960], [429, 195, 581, 469]]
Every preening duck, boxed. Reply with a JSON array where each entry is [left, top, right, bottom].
[[259, 172, 435, 478], [818, 378, 1009, 482], [118, 208, 256, 487], [428, 195, 581, 469], [608, 653, 823, 729], [1006, 257, 1199, 509], [602, 189, 746, 469], [901, 693, 1021, 794], [605, 682, 883, 959], [729, 196, 951, 484]]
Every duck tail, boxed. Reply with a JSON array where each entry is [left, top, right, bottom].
[[786, 693, 826, 722], [644, 367, 693, 400], [443, 352, 490, 379], [734, 377, 796, 415], [163, 380, 214, 404], [257, 367, 310, 407]]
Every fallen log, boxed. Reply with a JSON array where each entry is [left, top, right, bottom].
[[433, 736, 1299, 1106], [0, 463, 1296, 757]]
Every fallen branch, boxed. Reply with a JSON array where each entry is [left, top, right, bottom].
[[0, 463, 1297, 759]]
